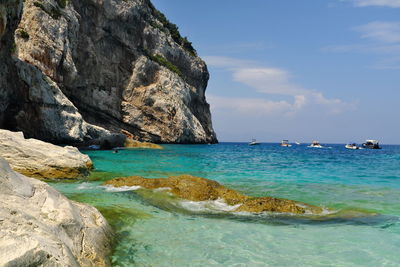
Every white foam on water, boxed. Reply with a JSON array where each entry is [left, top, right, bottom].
[[178, 198, 242, 213], [76, 182, 95, 190], [102, 185, 142, 192], [153, 187, 171, 192]]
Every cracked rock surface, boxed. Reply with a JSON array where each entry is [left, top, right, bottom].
[[0, 157, 113, 266], [12, 0, 217, 144]]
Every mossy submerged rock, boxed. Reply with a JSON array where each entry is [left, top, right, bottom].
[[104, 175, 323, 214], [124, 138, 163, 149]]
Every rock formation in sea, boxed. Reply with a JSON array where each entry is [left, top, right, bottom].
[[104, 175, 323, 214], [0, 157, 112, 266], [3, 0, 217, 145], [0, 129, 93, 179]]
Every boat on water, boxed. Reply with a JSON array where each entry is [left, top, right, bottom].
[[295, 141, 301, 145], [362, 140, 381, 149], [345, 143, 362, 150], [248, 139, 260, 146], [281, 140, 292, 147], [308, 140, 323, 148]]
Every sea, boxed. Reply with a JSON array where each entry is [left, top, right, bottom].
[[50, 143, 400, 266]]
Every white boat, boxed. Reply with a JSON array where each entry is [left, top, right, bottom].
[[281, 140, 292, 147], [345, 143, 362, 150], [362, 140, 381, 149], [295, 141, 301, 145], [308, 140, 323, 148], [248, 139, 260, 146]]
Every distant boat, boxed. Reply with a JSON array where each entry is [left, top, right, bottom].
[[295, 141, 301, 145], [308, 140, 323, 148], [362, 140, 381, 149], [281, 140, 292, 147], [345, 143, 362, 150], [248, 139, 260, 146]]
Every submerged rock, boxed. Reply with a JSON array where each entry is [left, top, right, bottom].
[[0, 157, 112, 266], [104, 175, 323, 214], [0, 129, 92, 179], [125, 138, 163, 149]]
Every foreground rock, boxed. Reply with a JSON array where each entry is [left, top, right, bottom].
[[0, 129, 92, 179], [10, 0, 217, 144], [105, 175, 323, 214], [0, 157, 112, 266]]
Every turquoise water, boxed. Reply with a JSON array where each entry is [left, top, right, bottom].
[[50, 143, 400, 266]]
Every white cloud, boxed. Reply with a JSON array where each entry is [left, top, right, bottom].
[[232, 68, 307, 96], [205, 56, 354, 116], [207, 94, 301, 116], [324, 21, 400, 68], [352, 0, 400, 7], [355, 21, 400, 43]]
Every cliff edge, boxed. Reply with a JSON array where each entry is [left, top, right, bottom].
[[12, 0, 217, 144]]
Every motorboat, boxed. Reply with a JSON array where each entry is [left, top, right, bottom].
[[308, 140, 323, 148], [281, 140, 292, 147], [88, 144, 101, 150], [345, 143, 362, 150], [248, 139, 260, 146], [362, 140, 381, 149], [295, 141, 301, 145]]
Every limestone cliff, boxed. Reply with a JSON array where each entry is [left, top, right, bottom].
[[13, 0, 217, 144], [1, 0, 123, 146]]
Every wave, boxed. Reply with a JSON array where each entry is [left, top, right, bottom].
[[76, 182, 94, 190], [178, 198, 242, 213], [102, 185, 142, 192]]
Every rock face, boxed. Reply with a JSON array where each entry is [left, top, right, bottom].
[[0, 0, 125, 146], [104, 175, 323, 214], [11, 0, 217, 144], [0, 0, 22, 129], [0, 129, 93, 179], [0, 157, 112, 266]]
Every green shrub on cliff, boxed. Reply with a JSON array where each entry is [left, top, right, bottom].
[[148, 1, 197, 57], [18, 29, 30, 40], [150, 54, 183, 77], [56, 0, 68, 8], [10, 42, 17, 54]]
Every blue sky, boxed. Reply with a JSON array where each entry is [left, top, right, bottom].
[[152, 0, 400, 144]]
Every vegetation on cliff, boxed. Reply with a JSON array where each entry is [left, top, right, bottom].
[[148, 0, 197, 56]]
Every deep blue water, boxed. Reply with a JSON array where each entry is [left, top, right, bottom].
[[51, 143, 400, 266]]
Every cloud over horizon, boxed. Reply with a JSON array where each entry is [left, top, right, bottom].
[[204, 56, 355, 116], [350, 0, 400, 8]]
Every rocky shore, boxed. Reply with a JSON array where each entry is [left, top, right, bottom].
[[0, 157, 113, 266], [0, 0, 219, 265], [0, 129, 92, 179], [104, 175, 323, 214]]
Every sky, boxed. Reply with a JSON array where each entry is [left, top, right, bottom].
[[151, 0, 400, 144]]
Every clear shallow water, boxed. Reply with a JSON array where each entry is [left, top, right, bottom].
[[50, 143, 400, 266]]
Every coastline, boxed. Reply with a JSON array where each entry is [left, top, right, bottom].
[[47, 143, 400, 266]]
